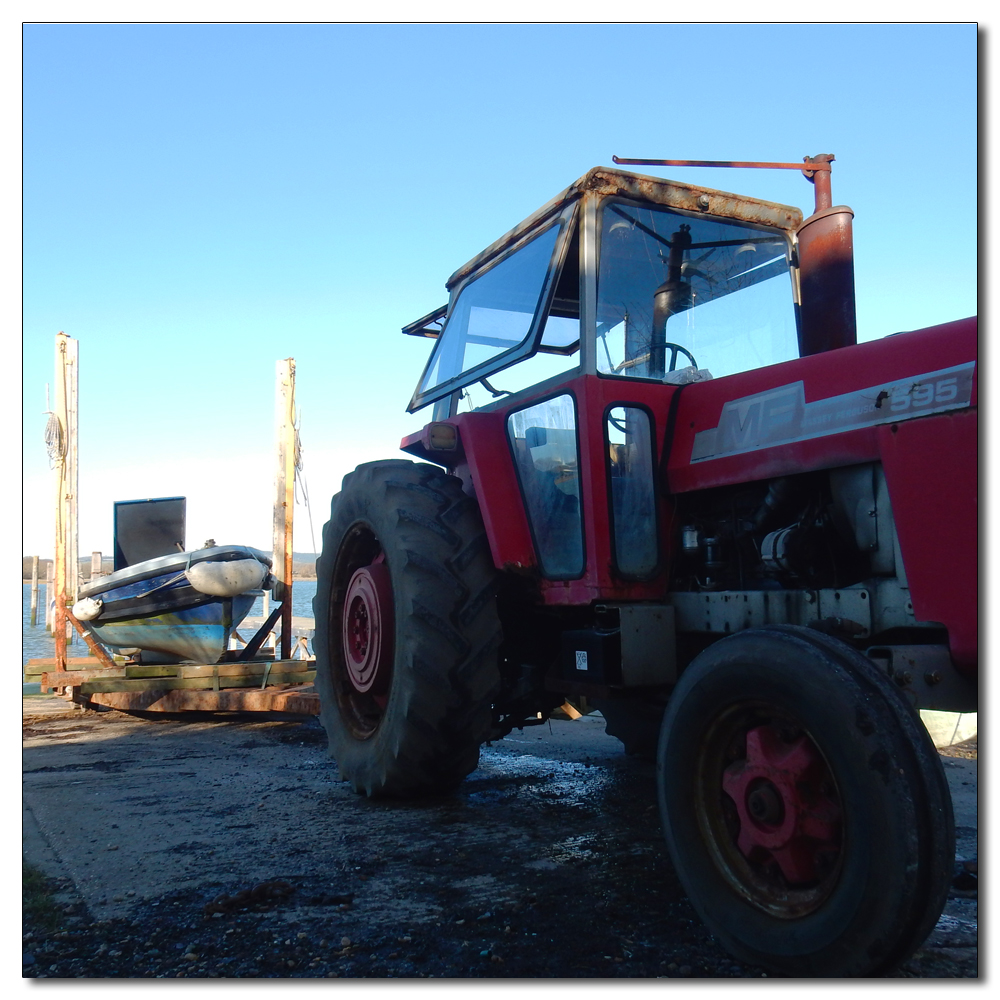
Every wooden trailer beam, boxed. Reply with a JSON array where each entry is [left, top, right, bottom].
[[84, 683, 321, 715]]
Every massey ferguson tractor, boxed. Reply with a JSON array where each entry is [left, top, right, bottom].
[[313, 155, 977, 977]]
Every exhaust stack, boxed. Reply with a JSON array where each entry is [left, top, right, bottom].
[[796, 154, 857, 356]]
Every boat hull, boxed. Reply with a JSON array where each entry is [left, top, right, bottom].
[[87, 594, 259, 665], [77, 546, 271, 664]]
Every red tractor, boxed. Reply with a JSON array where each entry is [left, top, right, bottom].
[[313, 155, 977, 977]]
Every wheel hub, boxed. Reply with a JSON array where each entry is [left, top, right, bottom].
[[341, 562, 394, 695], [722, 724, 841, 885], [747, 780, 785, 825]]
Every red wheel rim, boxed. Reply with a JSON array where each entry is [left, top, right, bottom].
[[695, 705, 844, 917], [721, 724, 841, 885], [341, 560, 394, 696]]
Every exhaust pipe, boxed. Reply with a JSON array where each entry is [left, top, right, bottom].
[[796, 154, 858, 356]]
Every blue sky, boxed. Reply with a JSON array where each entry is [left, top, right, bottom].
[[22, 22, 979, 559]]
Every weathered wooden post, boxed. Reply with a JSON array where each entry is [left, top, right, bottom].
[[45, 559, 54, 631], [30, 555, 39, 626], [272, 359, 296, 661], [67, 339, 80, 627], [52, 332, 79, 668]]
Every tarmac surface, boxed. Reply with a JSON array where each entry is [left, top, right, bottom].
[[22, 694, 978, 978]]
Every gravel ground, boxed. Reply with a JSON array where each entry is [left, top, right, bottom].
[[22, 704, 977, 979]]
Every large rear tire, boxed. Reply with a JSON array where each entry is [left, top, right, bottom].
[[313, 460, 502, 797], [657, 625, 953, 977]]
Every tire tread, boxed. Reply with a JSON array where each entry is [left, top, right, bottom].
[[313, 460, 501, 798]]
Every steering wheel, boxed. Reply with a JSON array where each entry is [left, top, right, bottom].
[[664, 343, 698, 372]]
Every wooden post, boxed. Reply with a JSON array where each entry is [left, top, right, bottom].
[[272, 359, 296, 661], [67, 337, 80, 620], [45, 559, 54, 631], [30, 555, 39, 626], [53, 332, 79, 668]]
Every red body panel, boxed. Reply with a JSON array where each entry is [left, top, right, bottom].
[[437, 378, 683, 604], [402, 317, 977, 670], [449, 410, 537, 573], [876, 410, 978, 674], [668, 318, 977, 493]]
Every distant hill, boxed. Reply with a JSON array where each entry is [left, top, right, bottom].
[[291, 554, 318, 579], [23, 557, 54, 581]]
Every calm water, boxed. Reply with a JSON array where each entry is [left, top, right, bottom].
[[21, 580, 318, 676], [242, 580, 318, 623]]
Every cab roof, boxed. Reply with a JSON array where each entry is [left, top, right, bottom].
[[445, 166, 804, 292]]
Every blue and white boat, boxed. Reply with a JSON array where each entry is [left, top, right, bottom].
[[72, 545, 273, 664]]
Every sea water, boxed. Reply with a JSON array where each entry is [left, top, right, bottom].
[[242, 581, 319, 625]]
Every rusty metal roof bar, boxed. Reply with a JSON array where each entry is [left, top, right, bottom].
[[612, 154, 836, 213], [612, 156, 832, 172]]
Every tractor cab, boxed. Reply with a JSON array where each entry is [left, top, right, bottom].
[[400, 167, 848, 598], [404, 167, 812, 420]]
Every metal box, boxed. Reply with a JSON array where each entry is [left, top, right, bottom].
[[113, 496, 186, 570], [561, 628, 622, 685], [617, 604, 677, 686]]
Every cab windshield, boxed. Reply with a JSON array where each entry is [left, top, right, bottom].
[[596, 201, 798, 380]]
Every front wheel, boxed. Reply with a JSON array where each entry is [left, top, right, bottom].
[[657, 626, 953, 977], [313, 460, 502, 797]]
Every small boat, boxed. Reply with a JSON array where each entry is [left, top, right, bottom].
[[72, 545, 273, 664]]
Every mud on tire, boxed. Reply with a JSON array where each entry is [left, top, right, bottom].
[[313, 460, 502, 797]]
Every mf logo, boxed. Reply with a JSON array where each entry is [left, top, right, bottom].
[[690, 363, 974, 465], [715, 383, 805, 456]]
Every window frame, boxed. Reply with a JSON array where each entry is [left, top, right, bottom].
[[407, 200, 580, 413], [592, 196, 799, 386], [504, 389, 587, 581], [602, 401, 662, 581]]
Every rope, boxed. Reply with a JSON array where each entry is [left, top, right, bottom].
[[291, 408, 318, 555], [45, 413, 64, 467]]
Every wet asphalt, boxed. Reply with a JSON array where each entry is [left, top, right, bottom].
[[22, 697, 977, 978]]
